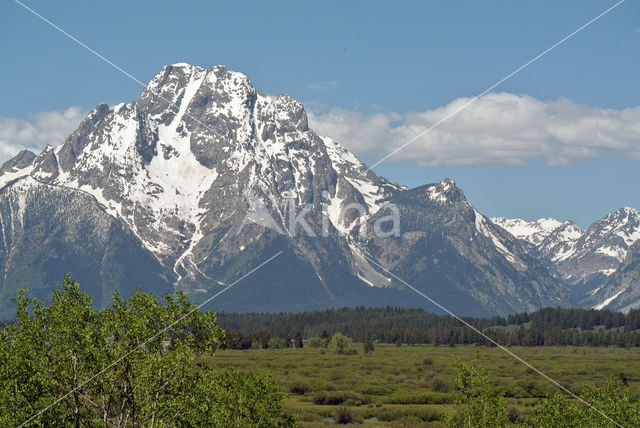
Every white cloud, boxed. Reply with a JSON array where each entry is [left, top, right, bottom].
[[0, 107, 85, 164], [307, 93, 640, 167]]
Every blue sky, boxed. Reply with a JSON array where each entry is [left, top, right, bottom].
[[1, 0, 639, 227]]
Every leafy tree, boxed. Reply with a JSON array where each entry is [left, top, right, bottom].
[[329, 332, 352, 354], [184, 369, 297, 427], [445, 351, 508, 428], [523, 392, 582, 427], [267, 336, 288, 349], [525, 378, 640, 427], [0, 275, 296, 427]]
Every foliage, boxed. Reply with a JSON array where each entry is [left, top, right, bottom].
[[0, 275, 295, 427], [445, 351, 509, 427], [313, 391, 370, 406], [442, 349, 640, 428], [329, 332, 352, 354], [332, 406, 355, 424], [268, 336, 289, 349], [307, 336, 329, 348], [363, 339, 375, 354], [289, 381, 312, 395], [188, 369, 297, 427], [524, 378, 640, 427]]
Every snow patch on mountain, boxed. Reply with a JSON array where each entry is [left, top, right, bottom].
[[427, 179, 455, 203], [491, 217, 562, 246], [474, 209, 526, 269], [593, 289, 624, 310], [0, 162, 34, 189]]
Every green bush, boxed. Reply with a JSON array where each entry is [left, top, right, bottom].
[[289, 381, 311, 395], [500, 383, 530, 398], [267, 336, 288, 349], [332, 406, 355, 424], [307, 337, 328, 348], [313, 391, 370, 406], [363, 340, 375, 354], [431, 376, 453, 392], [329, 332, 352, 353]]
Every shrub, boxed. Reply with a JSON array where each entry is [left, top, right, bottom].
[[267, 336, 288, 349], [431, 376, 452, 392], [289, 381, 311, 395], [332, 406, 354, 424], [313, 391, 345, 405], [307, 337, 328, 348], [298, 412, 321, 422], [363, 340, 375, 354], [500, 384, 529, 398], [507, 407, 520, 423], [313, 391, 370, 406], [357, 385, 393, 395], [329, 332, 352, 353]]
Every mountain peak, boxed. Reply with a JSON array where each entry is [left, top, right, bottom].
[[425, 178, 464, 203], [0, 63, 570, 316], [491, 216, 563, 246]]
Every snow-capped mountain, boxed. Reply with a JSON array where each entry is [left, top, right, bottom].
[[0, 63, 569, 317], [538, 220, 584, 263], [491, 217, 563, 246], [495, 209, 640, 311], [558, 208, 640, 298], [586, 241, 640, 312]]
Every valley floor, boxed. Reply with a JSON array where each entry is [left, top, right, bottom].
[[201, 344, 640, 427]]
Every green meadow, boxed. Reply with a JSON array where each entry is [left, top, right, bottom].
[[202, 344, 640, 426]]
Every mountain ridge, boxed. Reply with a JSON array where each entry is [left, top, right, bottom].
[[0, 63, 634, 316]]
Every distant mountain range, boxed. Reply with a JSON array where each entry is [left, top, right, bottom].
[[493, 208, 640, 312], [0, 63, 638, 317]]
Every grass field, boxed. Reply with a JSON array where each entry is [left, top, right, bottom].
[[200, 344, 640, 426]]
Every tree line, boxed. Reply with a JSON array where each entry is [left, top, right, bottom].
[[218, 306, 640, 348]]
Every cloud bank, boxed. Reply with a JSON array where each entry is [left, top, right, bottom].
[[3, 94, 639, 169], [308, 93, 640, 167], [0, 107, 85, 164]]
